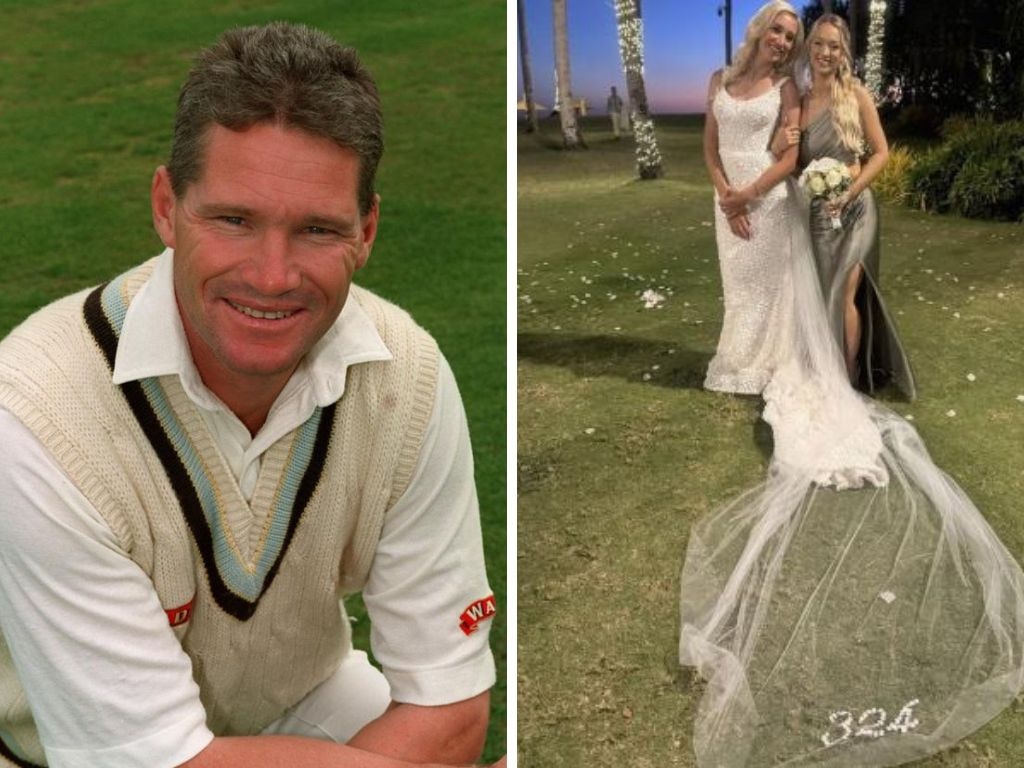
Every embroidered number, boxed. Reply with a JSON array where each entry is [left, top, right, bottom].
[[821, 699, 920, 747], [886, 699, 920, 734], [855, 708, 887, 738], [820, 711, 854, 747]]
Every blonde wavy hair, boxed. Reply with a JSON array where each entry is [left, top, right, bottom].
[[723, 1, 804, 89], [805, 14, 864, 155]]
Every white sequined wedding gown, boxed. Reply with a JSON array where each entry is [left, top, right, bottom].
[[682, 82, 1024, 767], [704, 79, 793, 395]]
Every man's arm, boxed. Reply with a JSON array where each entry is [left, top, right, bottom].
[[356, 354, 497, 764], [181, 735, 472, 768], [346, 693, 490, 765], [0, 412, 216, 767]]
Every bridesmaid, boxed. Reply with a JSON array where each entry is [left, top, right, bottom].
[[779, 14, 916, 399]]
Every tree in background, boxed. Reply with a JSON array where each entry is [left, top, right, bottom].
[[863, 0, 888, 98], [884, 0, 1024, 121], [718, 1, 733, 65], [802, 0, 1024, 123], [614, 0, 662, 178], [518, 0, 539, 133], [553, 0, 585, 148]]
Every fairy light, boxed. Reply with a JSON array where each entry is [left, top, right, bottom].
[[632, 115, 662, 172], [615, 1, 643, 74], [614, 0, 662, 178], [864, 0, 887, 100]]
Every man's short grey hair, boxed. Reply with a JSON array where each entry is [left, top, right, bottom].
[[167, 22, 383, 214]]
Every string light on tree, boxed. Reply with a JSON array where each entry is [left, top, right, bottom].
[[613, 0, 663, 178], [864, 0, 888, 100]]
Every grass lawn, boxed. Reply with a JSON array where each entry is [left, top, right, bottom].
[[517, 115, 1024, 767], [0, 0, 505, 760]]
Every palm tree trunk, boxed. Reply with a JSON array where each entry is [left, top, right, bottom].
[[552, 0, 584, 148], [864, 0, 888, 98], [721, 1, 733, 65], [614, 0, 662, 178], [518, 0, 539, 133]]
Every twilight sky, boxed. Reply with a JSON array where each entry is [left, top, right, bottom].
[[517, 0, 804, 115]]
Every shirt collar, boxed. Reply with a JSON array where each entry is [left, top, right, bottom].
[[111, 248, 393, 410]]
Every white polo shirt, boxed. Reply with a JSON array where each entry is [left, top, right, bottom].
[[0, 249, 496, 768]]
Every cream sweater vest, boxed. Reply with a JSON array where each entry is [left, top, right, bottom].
[[0, 260, 439, 767]]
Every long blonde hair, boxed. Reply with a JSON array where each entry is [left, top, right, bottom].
[[806, 14, 864, 155], [723, 1, 804, 88]]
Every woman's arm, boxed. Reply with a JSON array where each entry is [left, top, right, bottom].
[[720, 79, 801, 216], [848, 83, 889, 198], [703, 70, 731, 197], [704, 70, 752, 239], [770, 108, 802, 160]]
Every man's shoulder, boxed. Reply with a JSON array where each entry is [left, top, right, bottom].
[[348, 284, 438, 348], [0, 285, 96, 361]]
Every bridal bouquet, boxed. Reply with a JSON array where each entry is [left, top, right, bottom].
[[800, 157, 852, 230]]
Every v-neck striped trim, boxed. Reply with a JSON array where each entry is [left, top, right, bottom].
[[83, 272, 336, 620]]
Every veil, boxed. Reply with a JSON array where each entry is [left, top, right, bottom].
[[679, 179, 1024, 766]]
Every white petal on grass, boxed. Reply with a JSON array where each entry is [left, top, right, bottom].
[[641, 289, 666, 309], [966, 373, 976, 382], [584, 427, 596, 435], [946, 410, 957, 417], [879, 591, 897, 604], [1016, 395, 1024, 403]]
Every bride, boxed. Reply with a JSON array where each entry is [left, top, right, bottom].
[[701, 2, 801, 395], [681, 3, 1024, 766]]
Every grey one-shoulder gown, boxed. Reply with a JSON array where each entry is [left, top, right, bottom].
[[799, 112, 916, 400]]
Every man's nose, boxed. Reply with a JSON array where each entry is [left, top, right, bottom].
[[246, 230, 302, 295]]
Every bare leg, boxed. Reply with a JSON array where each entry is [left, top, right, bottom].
[[843, 263, 864, 381]]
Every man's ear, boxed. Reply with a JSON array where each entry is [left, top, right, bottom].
[[356, 193, 381, 270], [151, 166, 178, 249]]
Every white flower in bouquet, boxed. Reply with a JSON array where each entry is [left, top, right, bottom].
[[800, 157, 853, 230]]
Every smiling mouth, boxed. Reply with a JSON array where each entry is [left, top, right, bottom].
[[229, 300, 296, 320]]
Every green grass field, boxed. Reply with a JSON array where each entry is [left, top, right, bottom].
[[518, 116, 1024, 766], [0, 0, 505, 761]]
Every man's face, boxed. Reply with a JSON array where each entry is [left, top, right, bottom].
[[151, 122, 378, 399]]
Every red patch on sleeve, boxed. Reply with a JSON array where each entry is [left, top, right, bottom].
[[459, 595, 497, 636], [166, 596, 195, 627]]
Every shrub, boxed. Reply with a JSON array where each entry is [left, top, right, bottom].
[[948, 147, 1024, 220], [907, 119, 1024, 220], [940, 114, 983, 141], [873, 145, 916, 206], [908, 143, 970, 213]]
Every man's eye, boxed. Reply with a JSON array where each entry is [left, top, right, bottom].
[[306, 225, 335, 235], [220, 216, 245, 226]]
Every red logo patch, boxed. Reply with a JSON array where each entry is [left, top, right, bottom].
[[459, 595, 497, 636], [166, 596, 195, 627]]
